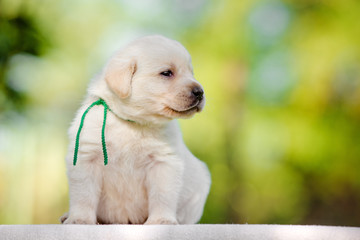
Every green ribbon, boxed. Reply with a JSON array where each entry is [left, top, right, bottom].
[[73, 99, 110, 166]]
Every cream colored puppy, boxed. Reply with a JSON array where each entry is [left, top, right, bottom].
[[61, 35, 211, 225]]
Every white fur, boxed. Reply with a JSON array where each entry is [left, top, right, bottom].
[[61, 35, 211, 225]]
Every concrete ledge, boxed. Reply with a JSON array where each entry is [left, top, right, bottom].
[[1, 224, 360, 240]]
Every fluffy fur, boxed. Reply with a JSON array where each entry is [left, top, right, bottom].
[[61, 35, 211, 225]]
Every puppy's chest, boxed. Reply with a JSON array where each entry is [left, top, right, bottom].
[[105, 120, 167, 167]]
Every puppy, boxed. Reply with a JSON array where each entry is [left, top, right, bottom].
[[61, 35, 211, 225]]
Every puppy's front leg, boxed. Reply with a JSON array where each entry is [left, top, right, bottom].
[[63, 156, 102, 224], [145, 156, 184, 225]]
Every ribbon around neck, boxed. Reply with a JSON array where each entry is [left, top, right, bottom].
[[73, 99, 110, 166]]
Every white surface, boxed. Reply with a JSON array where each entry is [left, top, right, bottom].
[[1, 224, 360, 240]]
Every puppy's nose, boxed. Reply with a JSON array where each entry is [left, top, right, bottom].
[[191, 87, 204, 101]]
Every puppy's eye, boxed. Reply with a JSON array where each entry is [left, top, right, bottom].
[[160, 70, 173, 77]]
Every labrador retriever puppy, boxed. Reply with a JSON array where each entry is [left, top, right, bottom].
[[61, 35, 211, 225]]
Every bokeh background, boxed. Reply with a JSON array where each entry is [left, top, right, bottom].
[[1, 0, 360, 226]]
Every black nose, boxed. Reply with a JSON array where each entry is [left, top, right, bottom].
[[192, 87, 204, 101]]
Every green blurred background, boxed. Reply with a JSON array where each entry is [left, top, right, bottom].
[[1, 0, 360, 226]]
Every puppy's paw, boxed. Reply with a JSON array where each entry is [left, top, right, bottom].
[[60, 212, 69, 223], [62, 216, 96, 224], [145, 217, 178, 225]]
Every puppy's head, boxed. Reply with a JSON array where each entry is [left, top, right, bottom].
[[103, 35, 205, 122]]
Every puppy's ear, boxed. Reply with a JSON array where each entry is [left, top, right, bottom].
[[105, 59, 137, 99]]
